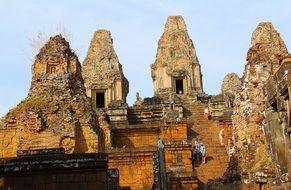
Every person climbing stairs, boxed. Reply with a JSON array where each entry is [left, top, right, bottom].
[[183, 98, 229, 187]]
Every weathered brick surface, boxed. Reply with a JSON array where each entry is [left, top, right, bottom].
[[108, 148, 155, 189], [75, 124, 99, 153], [109, 123, 196, 189], [0, 128, 17, 157], [112, 123, 188, 148], [165, 147, 193, 173], [161, 123, 187, 140], [113, 132, 157, 148], [169, 177, 198, 190]]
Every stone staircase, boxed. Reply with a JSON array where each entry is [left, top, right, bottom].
[[193, 121, 229, 185], [183, 99, 229, 187], [183, 99, 207, 125], [127, 105, 164, 124]]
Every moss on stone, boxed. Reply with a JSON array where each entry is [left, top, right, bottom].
[[7, 96, 52, 117]]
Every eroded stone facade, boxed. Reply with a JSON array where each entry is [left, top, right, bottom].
[[231, 22, 288, 188], [1, 16, 290, 190], [264, 55, 291, 189], [82, 30, 129, 108], [0, 35, 101, 157], [151, 16, 203, 98], [221, 73, 241, 108]]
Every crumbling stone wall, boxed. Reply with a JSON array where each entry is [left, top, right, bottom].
[[232, 22, 288, 184], [221, 73, 242, 108], [0, 35, 102, 157]]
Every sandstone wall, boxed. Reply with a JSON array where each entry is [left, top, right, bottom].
[[164, 146, 193, 173], [108, 145, 193, 190], [161, 123, 188, 140], [82, 30, 129, 108], [151, 16, 203, 98], [112, 130, 158, 148], [0, 128, 17, 157], [111, 123, 188, 148], [221, 73, 241, 96], [109, 123, 193, 189], [108, 149, 155, 190]]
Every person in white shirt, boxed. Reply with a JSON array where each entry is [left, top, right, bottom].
[[200, 143, 206, 164], [204, 106, 209, 120], [219, 129, 225, 145]]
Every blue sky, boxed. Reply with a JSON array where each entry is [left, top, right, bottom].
[[0, 0, 290, 116]]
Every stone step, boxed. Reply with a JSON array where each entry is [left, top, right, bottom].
[[189, 122, 229, 185], [182, 99, 229, 186]]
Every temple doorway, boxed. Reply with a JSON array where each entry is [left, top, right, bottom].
[[175, 79, 184, 94], [96, 92, 105, 108]]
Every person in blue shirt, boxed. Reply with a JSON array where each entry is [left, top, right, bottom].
[[192, 145, 200, 163]]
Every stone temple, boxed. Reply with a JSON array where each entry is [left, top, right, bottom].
[[82, 29, 129, 108], [0, 16, 290, 190], [151, 16, 203, 98]]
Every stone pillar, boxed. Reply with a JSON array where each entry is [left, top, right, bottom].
[[286, 87, 291, 181], [158, 138, 167, 190]]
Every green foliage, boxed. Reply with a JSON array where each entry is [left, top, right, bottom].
[[82, 112, 90, 120], [261, 150, 273, 168], [250, 146, 274, 172]]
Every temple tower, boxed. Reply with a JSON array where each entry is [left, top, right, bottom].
[[0, 35, 101, 157], [82, 30, 129, 108], [151, 16, 203, 98]]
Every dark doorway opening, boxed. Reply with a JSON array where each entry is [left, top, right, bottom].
[[96, 92, 105, 108], [176, 79, 183, 94]]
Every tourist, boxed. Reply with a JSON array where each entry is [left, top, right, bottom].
[[204, 106, 209, 120], [192, 145, 200, 163], [194, 138, 200, 149], [176, 116, 181, 123], [194, 137, 200, 145], [219, 129, 225, 145], [192, 145, 196, 161], [200, 143, 206, 164], [157, 137, 164, 149], [194, 139, 201, 163]]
